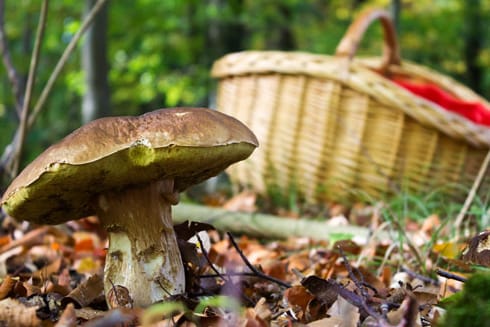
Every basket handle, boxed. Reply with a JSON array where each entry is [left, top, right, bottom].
[[335, 8, 401, 70]]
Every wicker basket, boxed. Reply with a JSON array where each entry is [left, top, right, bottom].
[[211, 9, 490, 203]]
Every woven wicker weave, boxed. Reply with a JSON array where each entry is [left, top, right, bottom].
[[211, 9, 490, 202]]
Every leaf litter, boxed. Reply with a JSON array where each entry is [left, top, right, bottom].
[[0, 192, 488, 326]]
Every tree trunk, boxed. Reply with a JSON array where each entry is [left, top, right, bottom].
[[81, 0, 110, 123], [390, 0, 401, 34], [463, 0, 483, 93]]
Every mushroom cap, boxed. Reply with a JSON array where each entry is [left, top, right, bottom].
[[1, 108, 258, 225]]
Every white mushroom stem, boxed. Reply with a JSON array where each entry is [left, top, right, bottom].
[[95, 179, 185, 308]]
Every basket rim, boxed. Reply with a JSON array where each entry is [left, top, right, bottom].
[[211, 50, 490, 148]]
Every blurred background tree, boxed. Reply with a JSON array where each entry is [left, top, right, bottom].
[[0, 0, 489, 189]]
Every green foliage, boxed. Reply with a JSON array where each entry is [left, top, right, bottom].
[[1, 0, 490, 188], [439, 272, 490, 327], [140, 301, 189, 325], [139, 295, 242, 325], [194, 295, 242, 314]]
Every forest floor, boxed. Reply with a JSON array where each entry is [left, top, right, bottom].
[[0, 190, 487, 327]]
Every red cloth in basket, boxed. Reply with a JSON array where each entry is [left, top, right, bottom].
[[394, 79, 490, 127]]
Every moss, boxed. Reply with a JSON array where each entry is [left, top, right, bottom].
[[440, 272, 490, 327]]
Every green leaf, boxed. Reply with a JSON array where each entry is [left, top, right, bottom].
[[194, 295, 242, 314]]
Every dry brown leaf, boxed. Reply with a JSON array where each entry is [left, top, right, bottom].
[[0, 275, 17, 300], [0, 235, 12, 248], [54, 303, 77, 327], [421, 214, 441, 235], [386, 295, 421, 327], [62, 274, 104, 308], [260, 260, 288, 281], [253, 297, 272, 322], [0, 246, 23, 276], [0, 225, 50, 253], [413, 285, 439, 306], [107, 285, 133, 309], [74, 307, 106, 321], [72, 231, 102, 254], [380, 266, 393, 286], [284, 285, 314, 313], [301, 277, 338, 308], [46, 282, 71, 297], [222, 191, 257, 213], [79, 308, 137, 327], [209, 239, 241, 267], [31, 257, 64, 286], [326, 296, 360, 327], [0, 298, 42, 327], [145, 318, 197, 327], [23, 280, 42, 297], [243, 307, 269, 327], [284, 252, 310, 272], [333, 240, 361, 255], [461, 230, 490, 266], [357, 266, 385, 291], [307, 315, 343, 327], [29, 245, 62, 263]]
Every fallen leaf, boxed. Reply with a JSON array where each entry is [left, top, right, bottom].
[[0, 298, 41, 327], [31, 257, 63, 284], [421, 214, 441, 234], [174, 221, 215, 242], [74, 256, 101, 274], [387, 295, 420, 327], [432, 241, 463, 259], [461, 230, 490, 266], [284, 285, 314, 313], [0, 276, 17, 300], [327, 296, 359, 327], [301, 276, 338, 308], [80, 308, 137, 327], [307, 315, 343, 327], [62, 274, 104, 308], [222, 190, 257, 213], [55, 303, 77, 327]]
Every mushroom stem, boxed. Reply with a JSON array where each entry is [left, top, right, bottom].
[[96, 179, 185, 308]]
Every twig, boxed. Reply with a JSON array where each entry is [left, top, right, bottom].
[[226, 232, 291, 288], [454, 148, 490, 238], [195, 233, 228, 283], [9, 0, 49, 177], [0, 0, 109, 181], [0, 0, 23, 113], [194, 233, 257, 305], [200, 272, 275, 279], [337, 246, 382, 320], [0, 225, 50, 254], [401, 266, 439, 286], [435, 268, 467, 283], [27, 0, 109, 128], [380, 206, 424, 269], [337, 246, 378, 306]]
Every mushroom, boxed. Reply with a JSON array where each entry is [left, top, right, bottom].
[[1, 107, 258, 307]]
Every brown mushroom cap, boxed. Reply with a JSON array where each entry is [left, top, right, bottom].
[[1, 107, 258, 225]]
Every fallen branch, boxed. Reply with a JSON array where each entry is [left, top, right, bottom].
[[173, 203, 388, 243]]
